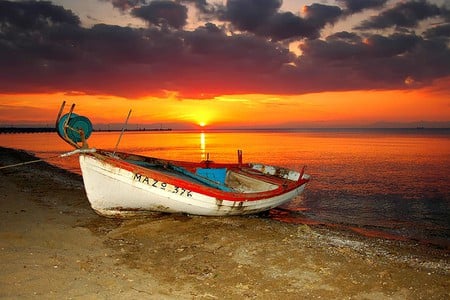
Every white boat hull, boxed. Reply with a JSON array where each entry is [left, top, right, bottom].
[[79, 154, 307, 217]]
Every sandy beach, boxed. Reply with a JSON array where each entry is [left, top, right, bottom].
[[0, 146, 448, 299]]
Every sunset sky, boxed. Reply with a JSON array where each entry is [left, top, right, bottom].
[[0, 0, 449, 129]]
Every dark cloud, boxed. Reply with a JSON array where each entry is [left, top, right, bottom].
[[303, 3, 342, 28], [0, 0, 80, 29], [297, 31, 449, 89], [100, 0, 146, 11], [0, 0, 82, 68], [326, 31, 362, 43], [0, 0, 449, 98], [364, 33, 421, 57], [255, 12, 318, 40], [219, 0, 341, 40], [102, 0, 217, 16], [336, 0, 388, 14], [423, 23, 450, 39], [178, 0, 216, 15], [355, 0, 445, 30], [132, 0, 188, 29], [221, 0, 282, 32]]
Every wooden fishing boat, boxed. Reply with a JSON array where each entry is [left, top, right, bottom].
[[56, 102, 310, 217]]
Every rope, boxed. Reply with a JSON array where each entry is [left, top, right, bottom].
[[0, 148, 96, 170]]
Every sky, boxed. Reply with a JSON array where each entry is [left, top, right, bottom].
[[0, 0, 449, 129]]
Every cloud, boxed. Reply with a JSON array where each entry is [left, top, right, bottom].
[[0, 0, 80, 28], [99, 0, 146, 11], [103, 0, 217, 16], [178, 0, 217, 15], [302, 3, 342, 28], [297, 31, 449, 89], [257, 12, 319, 40], [220, 0, 281, 32], [0, 0, 449, 99], [219, 0, 342, 40], [0, 0, 83, 69], [131, 1, 188, 28], [355, 0, 445, 30], [423, 23, 450, 38], [336, 0, 388, 14]]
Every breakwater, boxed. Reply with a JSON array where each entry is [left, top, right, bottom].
[[0, 127, 56, 134]]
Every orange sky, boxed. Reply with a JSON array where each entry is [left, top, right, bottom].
[[1, 77, 448, 129]]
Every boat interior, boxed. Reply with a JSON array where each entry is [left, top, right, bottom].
[[225, 171, 278, 193], [112, 152, 280, 193]]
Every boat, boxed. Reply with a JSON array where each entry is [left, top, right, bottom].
[[55, 102, 310, 218]]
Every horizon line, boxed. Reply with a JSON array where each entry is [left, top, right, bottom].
[[1, 126, 450, 134]]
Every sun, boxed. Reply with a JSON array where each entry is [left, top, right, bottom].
[[181, 105, 216, 128]]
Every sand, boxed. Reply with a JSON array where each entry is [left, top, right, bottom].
[[0, 146, 448, 299]]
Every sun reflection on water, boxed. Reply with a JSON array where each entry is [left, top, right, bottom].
[[200, 132, 206, 160]]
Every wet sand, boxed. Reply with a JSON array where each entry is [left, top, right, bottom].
[[0, 147, 449, 299]]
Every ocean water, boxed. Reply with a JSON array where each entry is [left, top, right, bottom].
[[1, 129, 449, 248]]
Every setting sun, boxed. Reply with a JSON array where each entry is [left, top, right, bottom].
[[186, 107, 216, 128]]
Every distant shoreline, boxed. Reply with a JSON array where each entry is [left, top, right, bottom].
[[0, 127, 172, 134], [0, 127, 56, 134], [1, 127, 449, 134]]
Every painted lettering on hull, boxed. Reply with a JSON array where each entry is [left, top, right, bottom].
[[133, 173, 193, 197]]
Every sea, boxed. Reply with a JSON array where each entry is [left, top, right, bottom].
[[1, 129, 449, 249]]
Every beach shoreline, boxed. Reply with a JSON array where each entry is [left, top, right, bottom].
[[0, 146, 448, 299]]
